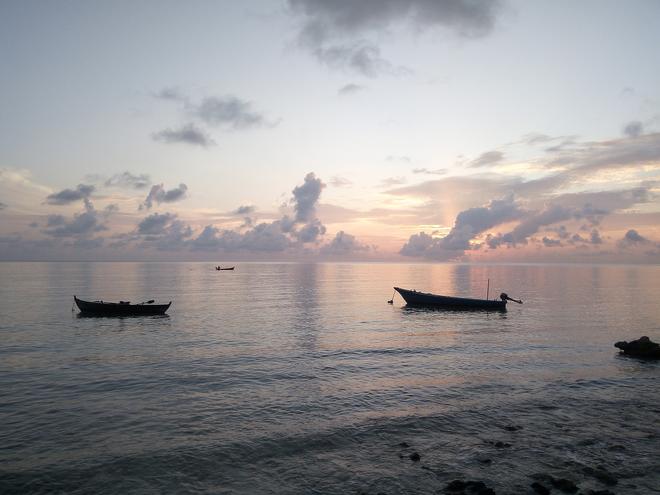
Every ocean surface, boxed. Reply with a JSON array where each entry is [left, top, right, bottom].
[[1, 262, 659, 494]]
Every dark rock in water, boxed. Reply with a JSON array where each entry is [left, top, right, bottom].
[[398, 441, 410, 448], [476, 456, 492, 464], [550, 477, 579, 493], [444, 480, 495, 494], [585, 490, 616, 495], [494, 441, 511, 448], [582, 466, 618, 486], [530, 482, 550, 495], [409, 452, 421, 462], [503, 425, 522, 431], [614, 336, 660, 359]]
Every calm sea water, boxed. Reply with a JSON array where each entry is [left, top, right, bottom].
[[1, 262, 659, 494]]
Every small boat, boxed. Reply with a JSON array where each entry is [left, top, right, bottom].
[[74, 296, 171, 316], [393, 287, 521, 311], [215, 266, 235, 271]]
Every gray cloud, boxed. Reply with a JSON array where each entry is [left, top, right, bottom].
[[380, 176, 407, 187], [46, 184, 94, 205], [321, 230, 370, 255], [294, 218, 326, 243], [142, 183, 188, 210], [154, 87, 187, 102], [470, 150, 504, 167], [623, 121, 643, 138], [542, 236, 562, 247], [0, 202, 6, 210], [136, 212, 193, 250], [620, 229, 648, 245], [338, 83, 366, 95], [105, 172, 151, 189], [292, 172, 325, 223], [400, 196, 523, 260], [193, 96, 270, 130], [233, 205, 255, 215], [137, 212, 177, 235], [153, 123, 215, 147], [44, 201, 106, 238], [289, 0, 501, 75]]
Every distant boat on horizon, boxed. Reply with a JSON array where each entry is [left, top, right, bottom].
[[215, 266, 235, 271], [392, 287, 522, 311], [74, 296, 171, 316]]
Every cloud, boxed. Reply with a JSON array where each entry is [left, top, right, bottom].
[[141, 183, 188, 209], [136, 212, 193, 249], [45, 184, 94, 205], [542, 236, 562, 247], [292, 172, 325, 223], [470, 150, 504, 167], [330, 176, 352, 187], [321, 230, 370, 255], [338, 83, 365, 95], [0, 202, 6, 210], [152, 123, 215, 147], [193, 96, 270, 130], [288, 0, 501, 75], [294, 218, 326, 243], [412, 168, 448, 175], [154, 87, 187, 102], [43, 201, 106, 238], [190, 221, 292, 252], [400, 195, 523, 260], [380, 176, 407, 187], [620, 229, 648, 245], [623, 121, 643, 138], [233, 205, 255, 215], [105, 172, 151, 189]]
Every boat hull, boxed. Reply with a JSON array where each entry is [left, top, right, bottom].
[[394, 287, 506, 311], [74, 297, 171, 316]]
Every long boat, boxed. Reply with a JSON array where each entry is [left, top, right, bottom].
[[215, 266, 235, 271], [393, 287, 521, 311], [74, 296, 171, 316]]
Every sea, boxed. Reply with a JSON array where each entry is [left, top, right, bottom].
[[0, 262, 659, 494]]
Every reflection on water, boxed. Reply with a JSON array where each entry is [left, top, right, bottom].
[[0, 262, 659, 494]]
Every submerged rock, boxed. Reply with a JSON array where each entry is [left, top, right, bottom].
[[582, 466, 618, 486], [550, 477, 578, 493], [614, 336, 660, 359], [409, 452, 421, 462], [444, 480, 496, 494], [530, 482, 550, 495]]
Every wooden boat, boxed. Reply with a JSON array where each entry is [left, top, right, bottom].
[[74, 296, 171, 316], [393, 287, 521, 311], [215, 266, 235, 270]]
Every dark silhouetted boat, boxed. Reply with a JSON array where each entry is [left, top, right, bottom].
[[215, 266, 235, 270], [393, 287, 521, 311], [74, 296, 171, 316]]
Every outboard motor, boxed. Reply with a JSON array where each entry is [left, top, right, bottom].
[[500, 292, 523, 304]]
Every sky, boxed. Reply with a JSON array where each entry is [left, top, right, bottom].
[[1, 0, 660, 262]]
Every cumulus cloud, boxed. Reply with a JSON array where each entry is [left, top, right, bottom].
[[401, 196, 523, 260], [141, 183, 188, 210], [321, 230, 370, 255], [152, 123, 215, 147], [105, 172, 151, 189], [43, 201, 106, 238], [470, 150, 504, 167], [338, 83, 365, 95], [619, 229, 648, 246], [288, 0, 501, 75], [292, 172, 325, 223], [46, 184, 94, 205], [135, 212, 193, 250], [294, 218, 327, 243], [542, 236, 562, 247], [233, 205, 255, 215]]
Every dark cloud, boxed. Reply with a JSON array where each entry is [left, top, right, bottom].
[[542, 237, 562, 247], [401, 196, 523, 260], [338, 83, 365, 95], [152, 123, 215, 147], [136, 212, 193, 250], [194, 96, 270, 130], [233, 205, 255, 215], [46, 184, 94, 205], [620, 229, 648, 245], [294, 218, 326, 243], [470, 150, 504, 167], [289, 0, 501, 75], [590, 229, 603, 244], [0, 202, 6, 210], [321, 231, 370, 255], [190, 221, 291, 252], [105, 172, 151, 189], [142, 183, 188, 210], [154, 87, 187, 102], [44, 202, 106, 238], [623, 121, 643, 138]]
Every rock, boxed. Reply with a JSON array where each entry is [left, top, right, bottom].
[[409, 452, 421, 462], [398, 442, 410, 448], [503, 425, 522, 431], [584, 491, 615, 495], [582, 466, 618, 486], [530, 482, 550, 495], [444, 480, 496, 494], [445, 480, 467, 492], [494, 441, 511, 448], [550, 477, 578, 493], [614, 336, 660, 359]]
